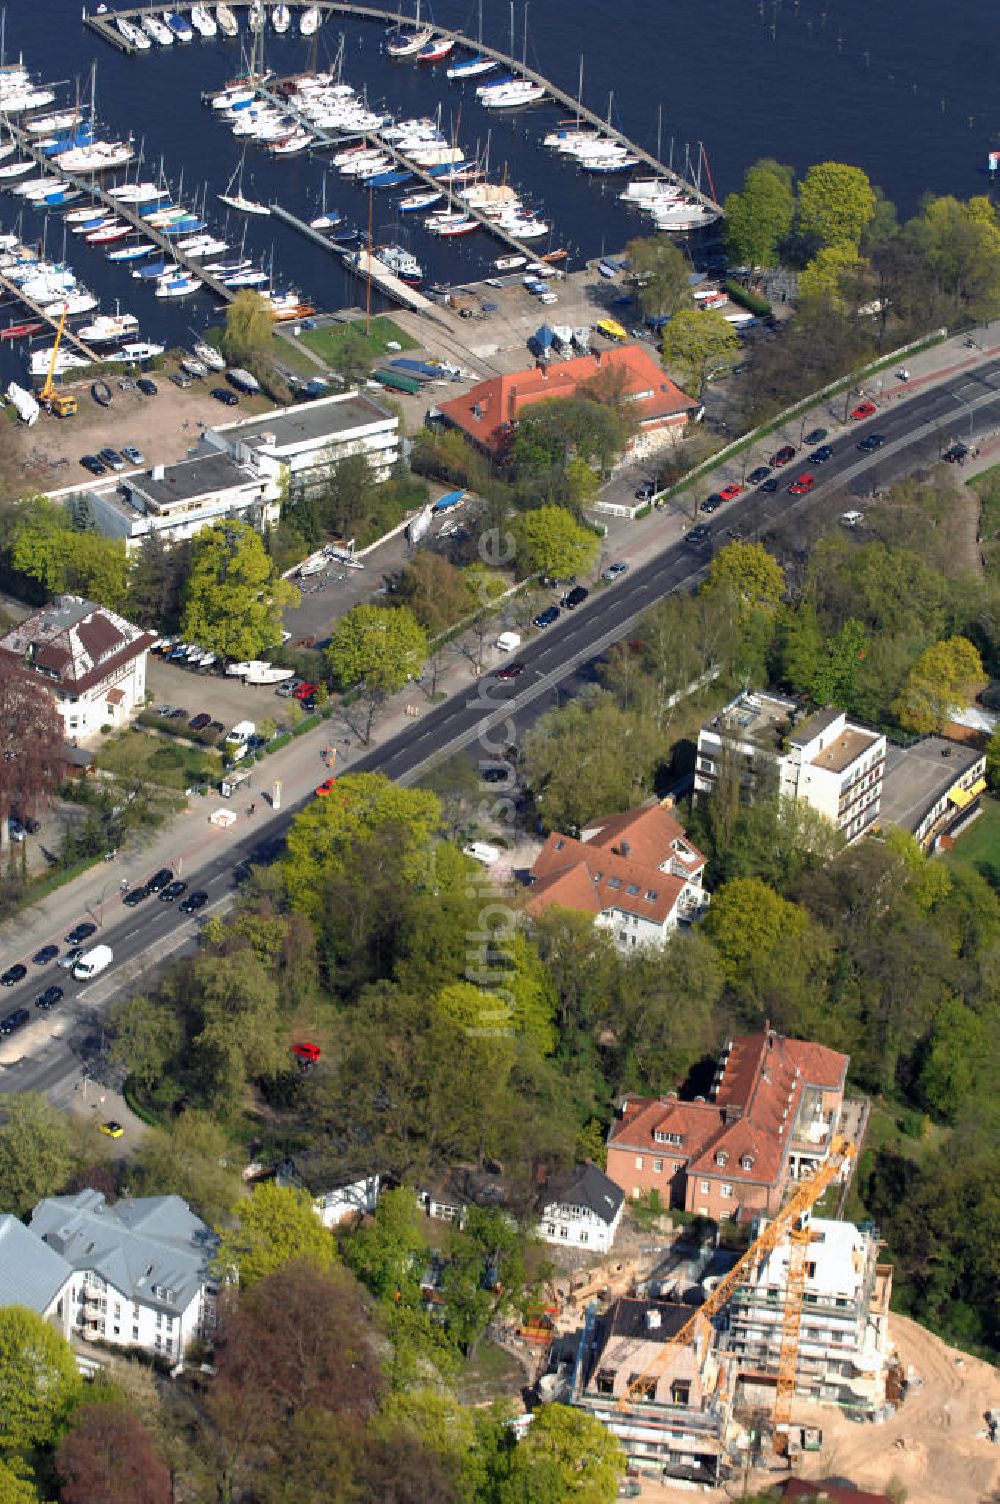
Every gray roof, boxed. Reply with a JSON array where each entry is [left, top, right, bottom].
[[0, 1214, 72, 1313], [225, 393, 393, 452], [128, 451, 259, 510], [541, 1163, 624, 1225], [788, 706, 843, 747], [878, 736, 984, 834], [29, 1190, 217, 1314]]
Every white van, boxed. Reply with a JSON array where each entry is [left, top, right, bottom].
[[463, 841, 502, 866], [496, 631, 521, 653], [73, 944, 113, 982]]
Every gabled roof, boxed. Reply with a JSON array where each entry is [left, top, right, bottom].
[[276, 1150, 377, 1197], [0, 1214, 72, 1314], [780, 1480, 894, 1504], [541, 1163, 624, 1225], [29, 1190, 216, 1314], [0, 595, 153, 696], [435, 344, 697, 457]]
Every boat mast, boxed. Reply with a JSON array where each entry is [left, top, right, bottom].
[[576, 55, 583, 129], [522, 2, 528, 70], [365, 184, 373, 335]]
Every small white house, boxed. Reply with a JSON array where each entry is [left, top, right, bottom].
[[536, 1164, 625, 1254], [276, 1153, 380, 1228], [29, 1190, 218, 1358]]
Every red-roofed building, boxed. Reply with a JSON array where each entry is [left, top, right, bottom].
[[606, 1027, 849, 1220], [524, 799, 708, 948], [432, 344, 699, 463], [0, 595, 154, 742]]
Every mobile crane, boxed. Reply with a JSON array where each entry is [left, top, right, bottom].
[[38, 306, 77, 418], [619, 1136, 857, 1450]]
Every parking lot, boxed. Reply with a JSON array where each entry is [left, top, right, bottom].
[[146, 656, 294, 730]]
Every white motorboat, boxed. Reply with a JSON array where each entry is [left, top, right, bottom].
[[163, 10, 194, 42], [653, 202, 719, 232], [0, 88, 56, 113], [0, 161, 34, 179], [77, 313, 140, 344], [117, 341, 166, 359], [226, 661, 257, 677], [212, 84, 256, 110], [11, 177, 56, 197], [117, 15, 152, 48], [29, 347, 88, 377], [57, 141, 134, 173], [299, 5, 321, 35], [188, 237, 230, 257], [271, 3, 291, 33], [155, 273, 200, 298], [107, 180, 164, 201], [244, 665, 295, 685], [190, 5, 218, 37], [272, 131, 313, 155], [38, 290, 98, 314], [26, 111, 80, 135], [141, 12, 174, 44], [193, 340, 226, 370], [181, 357, 208, 377], [478, 79, 546, 108], [216, 4, 239, 37]]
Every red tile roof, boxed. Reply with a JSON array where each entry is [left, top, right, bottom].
[[781, 1481, 893, 1504], [435, 344, 698, 457], [608, 1029, 849, 1191], [525, 801, 705, 926]]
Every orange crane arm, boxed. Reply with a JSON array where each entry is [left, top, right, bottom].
[[617, 1136, 856, 1408]]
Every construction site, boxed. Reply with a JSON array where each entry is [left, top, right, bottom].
[[502, 1135, 1000, 1503]]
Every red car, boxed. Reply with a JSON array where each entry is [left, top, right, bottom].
[[770, 445, 796, 466], [719, 483, 743, 501], [314, 778, 337, 796], [850, 400, 877, 420], [292, 1042, 322, 1064], [788, 473, 815, 495], [293, 681, 318, 701]]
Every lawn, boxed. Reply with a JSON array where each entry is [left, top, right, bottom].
[[96, 728, 223, 791], [967, 465, 1000, 572], [943, 793, 1000, 888], [454, 1341, 526, 1405], [839, 1099, 951, 1223], [297, 316, 417, 370], [272, 331, 324, 377]]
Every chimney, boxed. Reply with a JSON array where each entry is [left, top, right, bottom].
[[152, 464, 165, 482]]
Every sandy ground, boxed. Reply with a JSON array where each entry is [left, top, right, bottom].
[[631, 1314, 1000, 1504]]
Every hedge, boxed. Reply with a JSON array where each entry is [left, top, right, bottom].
[[265, 733, 292, 755], [138, 711, 221, 748], [725, 280, 773, 318]]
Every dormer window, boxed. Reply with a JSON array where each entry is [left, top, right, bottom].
[[740, 1154, 754, 1171], [715, 1150, 729, 1167]]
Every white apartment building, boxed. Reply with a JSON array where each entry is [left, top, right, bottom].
[[86, 448, 282, 549], [0, 595, 153, 742], [204, 389, 400, 492], [536, 1164, 625, 1254], [695, 693, 886, 842], [29, 1190, 218, 1359]]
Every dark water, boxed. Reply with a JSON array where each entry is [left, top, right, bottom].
[[1, 0, 994, 386]]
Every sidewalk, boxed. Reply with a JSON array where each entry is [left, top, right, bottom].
[[3, 322, 998, 962]]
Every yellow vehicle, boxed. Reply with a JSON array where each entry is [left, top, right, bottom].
[[38, 307, 77, 417], [596, 317, 628, 342]]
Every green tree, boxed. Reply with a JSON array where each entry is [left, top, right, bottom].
[[503, 1404, 624, 1504], [282, 773, 441, 922], [214, 1183, 337, 1286], [987, 726, 1000, 790], [7, 496, 129, 609], [312, 451, 377, 542], [723, 160, 796, 268], [190, 949, 286, 1108], [222, 289, 274, 364], [892, 636, 987, 732], [912, 195, 1000, 317], [916, 999, 991, 1122], [0, 1094, 73, 1216], [660, 305, 739, 396], [326, 604, 427, 739], [798, 244, 868, 305], [0, 1306, 81, 1454], [625, 236, 693, 320], [522, 691, 662, 833], [344, 1185, 429, 1304], [704, 876, 811, 983], [129, 1111, 244, 1226], [797, 161, 877, 248], [510, 507, 600, 581], [704, 541, 785, 616], [392, 553, 474, 636], [180, 520, 299, 661], [110, 994, 184, 1094], [0, 1461, 38, 1504]]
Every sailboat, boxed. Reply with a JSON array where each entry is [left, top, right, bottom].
[[216, 4, 239, 37], [299, 5, 321, 35], [218, 155, 270, 215], [271, 3, 291, 34], [309, 174, 340, 231], [248, 1, 265, 34]]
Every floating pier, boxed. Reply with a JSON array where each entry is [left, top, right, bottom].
[[0, 267, 100, 362]]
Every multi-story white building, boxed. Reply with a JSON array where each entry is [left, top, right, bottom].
[[695, 693, 886, 842], [0, 1213, 76, 1339], [86, 448, 282, 549], [536, 1164, 624, 1254], [29, 1190, 218, 1358], [204, 389, 400, 492], [0, 595, 153, 742]]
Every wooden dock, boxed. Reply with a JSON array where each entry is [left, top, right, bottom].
[[0, 268, 100, 362], [267, 201, 433, 311], [83, 1, 722, 214]]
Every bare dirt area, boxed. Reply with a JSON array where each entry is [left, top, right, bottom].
[[10, 378, 275, 492], [629, 1315, 1000, 1504]]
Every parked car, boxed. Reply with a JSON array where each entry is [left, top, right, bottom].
[[314, 779, 337, 797], [98, 447, 124, 472], [719, 483, 742, 500], [292, 682, 318, 701], [121, 444, 145, 465], [808, 444, 833, 463], [0, 964, 26, 987], [857, 433, 885, 451], [137, 378, 157, 397], [123, 885, 150, 908], [179, 890, 208, 915], [788, 473, 815, 494], [79, 454, 107, 476], [561, 585, 589, 608], [170, 371, 192, 390], [493, 662, 525, 681], [146, 868, 173, 893], [770, 445, 796, 466], [759, 477, 780, 493], [99, 1121, 124, 1138], [189, 713, 211, 731], [803, 427, 828, 444], [747, 466, 771, 485], [35, 985, 63, 1010], [65, 922, 97, 945], [850, 400, 877, 420], [0, 1008, 29, 1035], [211, 387, 238, 406], [701, 495, 723, 514], [159, 880, 188, 903], [943, 444, 969, 463], [686, 523, 712, 545], [276, 679, 302, 698], [533, 605, 560, 628], [32, 945, 58, 966], [633, 481, 655, 501], [602, 561, 629, 582], [57, 948, 83, 971]]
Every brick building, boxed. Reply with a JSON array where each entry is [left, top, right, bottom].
[[606, 1029, 848, 1220]]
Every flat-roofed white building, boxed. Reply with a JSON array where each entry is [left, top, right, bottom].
[[83, 449, 282, 549], [205, 389, 400, 491], [696, 693, 886, 842]]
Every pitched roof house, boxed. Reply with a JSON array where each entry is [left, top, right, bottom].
[[525, 801, 708, 950], [275, 1151, 380, 1228], [536, 1163, 624, 1253], [29, 1190, 218, 1357], [0, 595, 154, 742], [0, 1214, 75, 1338], [433, 344, 698, 463], [606, 1029, 849, 1220]]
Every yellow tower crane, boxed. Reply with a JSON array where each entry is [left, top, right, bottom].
[[39, 306, 77, 418], [618, 1136, 857, 1447]]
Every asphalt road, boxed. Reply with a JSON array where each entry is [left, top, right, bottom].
[[6, 355, 1000, 1100]]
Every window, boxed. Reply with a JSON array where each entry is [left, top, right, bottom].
[[132, 1327, 139, 1341], [627, 1374, 657, 1401], [740, 1154, 754, 1171], [635, 1156, 644, 1169], [721, 1184, 733, 1198], [644, 889, 658, 901], [579, 1231, 588, 1243], [653, 1158, 663, 1173], [670, 1380, 691, 1406], [546, 1224, 555, 1235], [626, 883, 640, 896], [607, 876, 622, 890], [559, 1227, 568, 1239], [715, 1150, 729, 1167], [112, 1325, 120, 1336], [596, 1368, 616, 1396], [700, 1181, 710, 1194]]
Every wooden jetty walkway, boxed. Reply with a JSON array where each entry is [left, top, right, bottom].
[[0, 268, 100, 362]]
